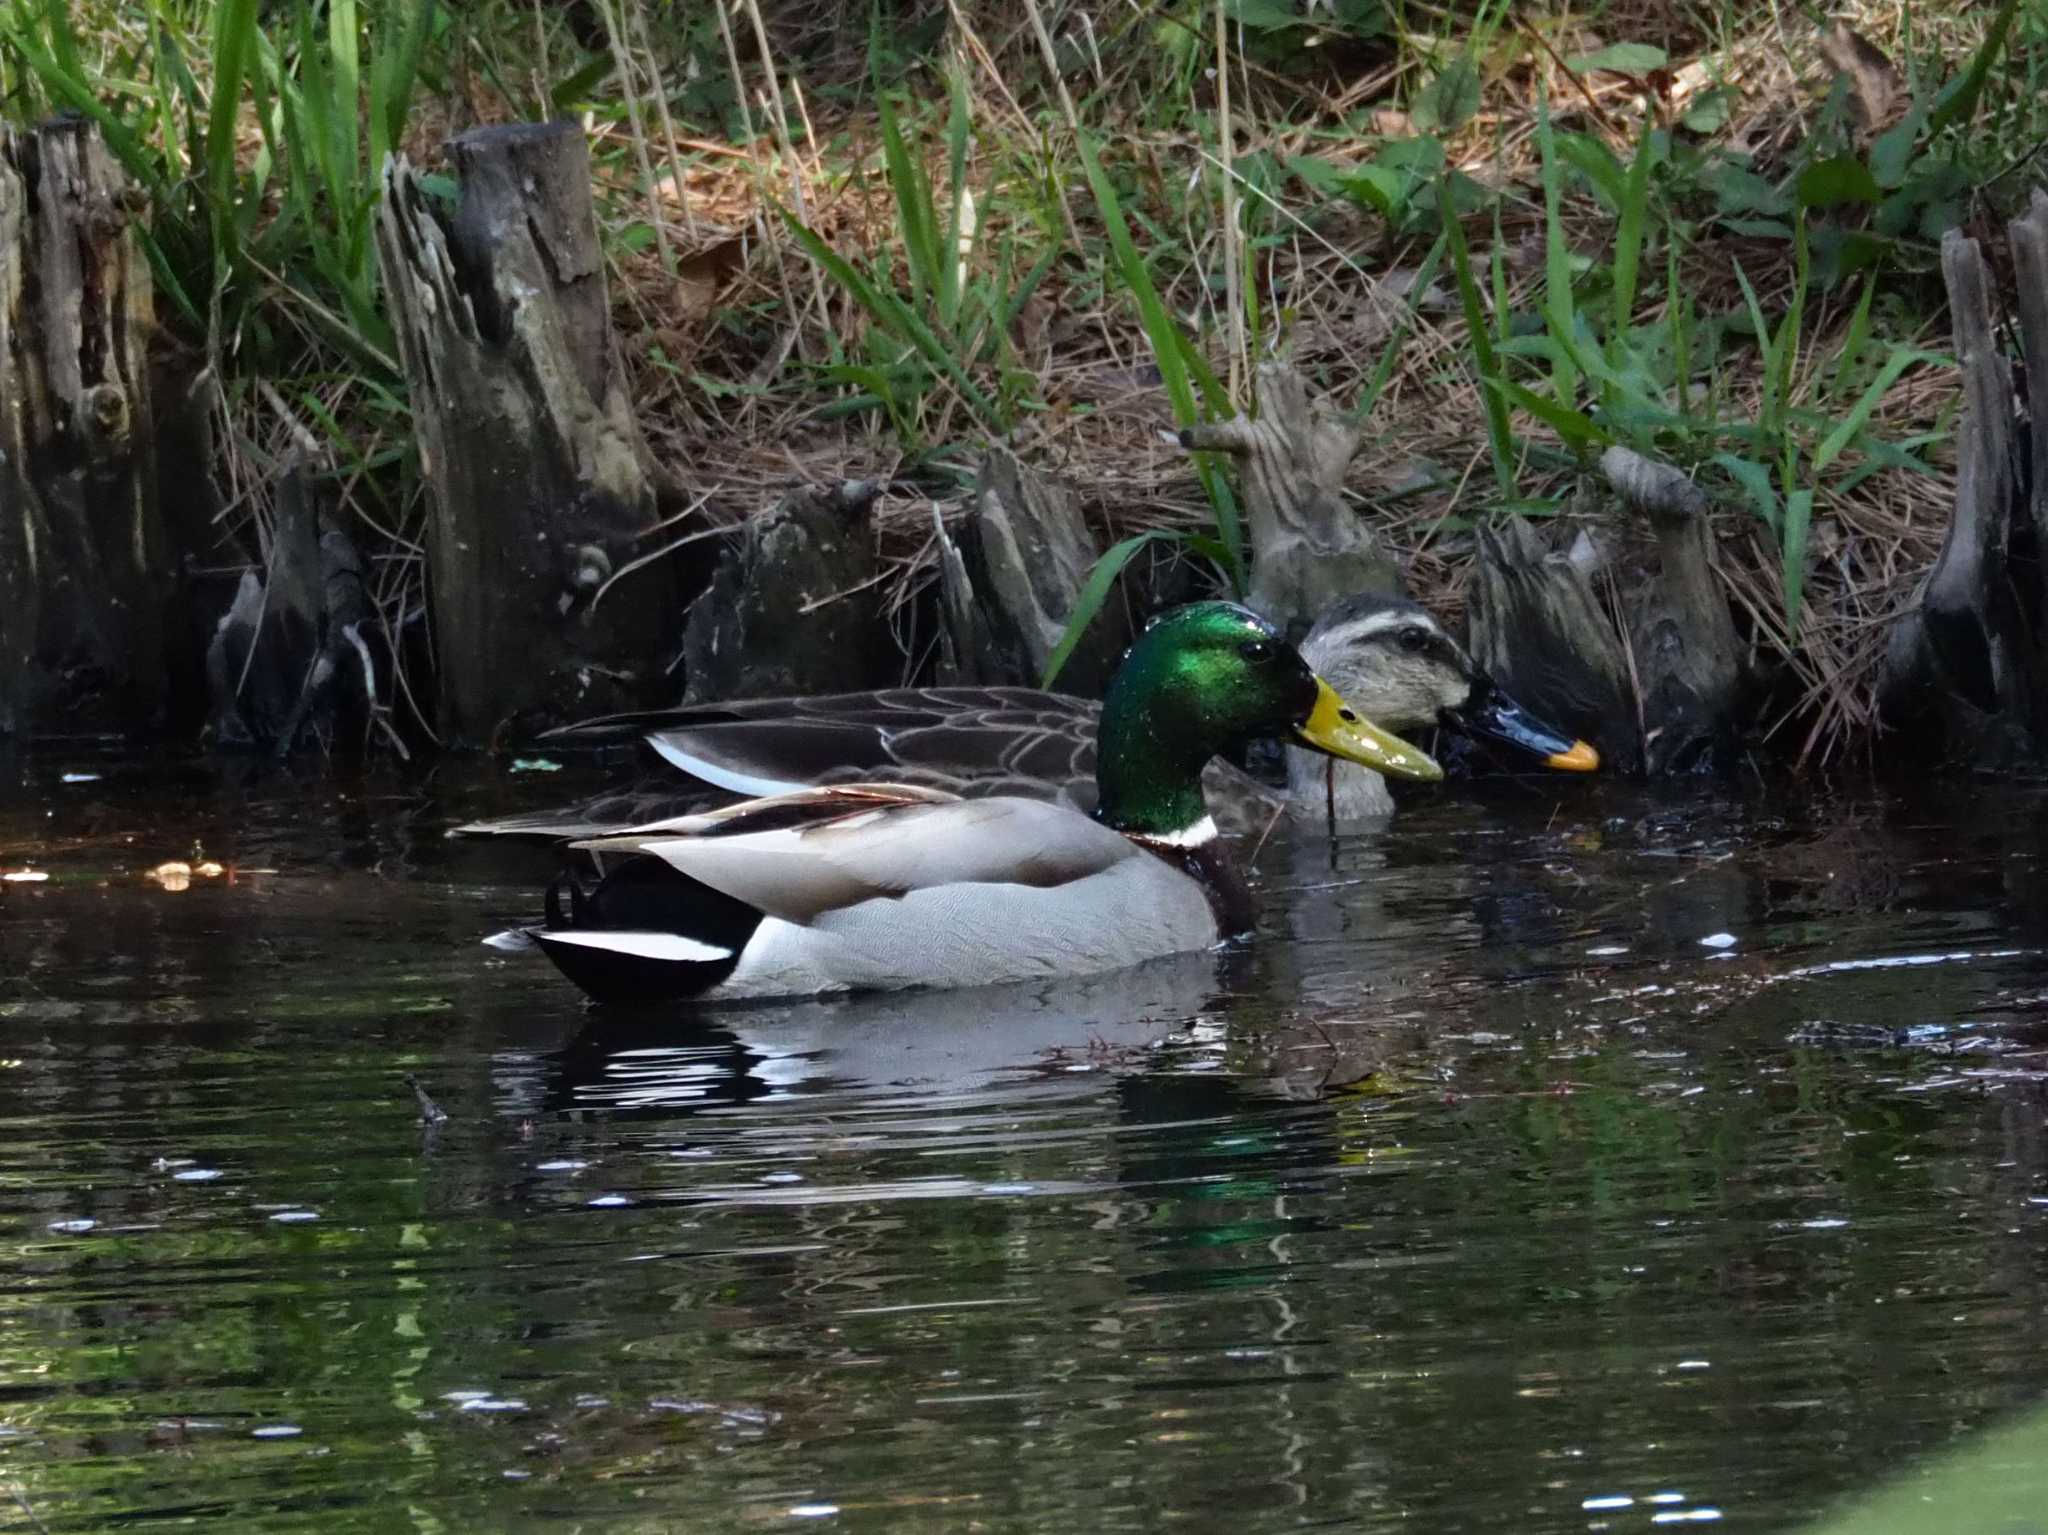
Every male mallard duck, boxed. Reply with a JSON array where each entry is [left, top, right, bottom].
[[519, 602, 1444, 1004], [459, 594, 1596, 842]]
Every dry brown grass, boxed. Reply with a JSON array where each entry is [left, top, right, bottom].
[[572, 1, 1999, 760]]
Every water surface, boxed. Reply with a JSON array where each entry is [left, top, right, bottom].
[[4, 749, 2047, 1531]]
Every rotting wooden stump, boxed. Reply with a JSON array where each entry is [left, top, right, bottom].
[[681, 480, 889, 702], [1468, 515, 1643, 776], [935, 446, 1125, 692], [0, 118, 167, 736], [1606, 446, 1746, 774], [1879, 196, 2048, 764], [375, 120, 675, 747], [1180, 361, 1402, 637]]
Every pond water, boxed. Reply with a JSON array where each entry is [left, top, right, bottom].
[[3, 748, 2047, 1532]]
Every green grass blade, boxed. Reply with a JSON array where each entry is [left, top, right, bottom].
[[1356, 229, 1448, 421], [372, 0, 439, 174], [938, 61, 972, 327], [877, 88, 937, 314], [1611, 120, 1653, 337], [1443, 184, 1515, 495], [1730, 259, 1779, 434], [1501, 380, 1610, 454], [782, 208, 1001, 431], [1041, 530, 1188, 688], [205, 0, 262, 270], [1829, 273, 1877, 405], [1812, 346, 1930, 473], [1076, 132, 1196, 423], [1928, 0, 2020, 134], [1535, 91, 1578, 407]]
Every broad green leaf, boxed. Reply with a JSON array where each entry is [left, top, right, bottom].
[[1796, 154, 1881, 209], [1413, 58, 1481, 135], [1709, 162, 1791, 217], [1554, 131, 1625, 210], [1868, 102, 1927, 189]]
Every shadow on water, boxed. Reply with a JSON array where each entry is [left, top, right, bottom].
[[4, 749, 2048, 1529]]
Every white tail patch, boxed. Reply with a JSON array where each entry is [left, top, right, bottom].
[[645, 734, 809, 799], [481, 928, 537, 952], [542, 930, 734, 963]]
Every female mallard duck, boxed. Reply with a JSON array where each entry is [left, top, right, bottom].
[[461, 594, 1596, 842], [520, 602, 1444, 1004]]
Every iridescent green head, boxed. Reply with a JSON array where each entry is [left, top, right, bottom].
[[1094, 601, 1443, 837]]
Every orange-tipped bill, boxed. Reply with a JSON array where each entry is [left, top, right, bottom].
[[1451, 681, 1599, 772]]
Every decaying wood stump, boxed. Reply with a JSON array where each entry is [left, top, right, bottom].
[[205, 466, 382, 755], [1469, 515, 1643, 775], [681, 480, 889, 701], [375, 120, 674, 746], [1878, 201, 2047, 762], [1607, 447, 1746, 774], [1180, 361, 1402, 635], [934, 446, 1125, 691], [0, 119, 167, 736]]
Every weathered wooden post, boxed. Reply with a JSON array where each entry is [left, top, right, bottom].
[[375, 120, 675, 746], [934, 445, 1127, 693], [1179, 361, 1403, 636], [0, 119, 167, 736], [1879, 196, 2048, 762]]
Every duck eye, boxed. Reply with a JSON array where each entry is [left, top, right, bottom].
[[1399, 627, 1431, 653], [1238, 639, 1274, 662]]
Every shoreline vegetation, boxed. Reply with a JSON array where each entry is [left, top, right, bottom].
[[1, 1, 2044, 777]]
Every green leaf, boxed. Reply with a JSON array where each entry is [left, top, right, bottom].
[[1413, 58, 1481, 135], [1709, 161, 1791, 217], [1928, 0, 2020, 134], [1074, 131, 1243, 587], [1796, 154, 1881, 209], [1285, 154, 1349, 196], [1500, 381, 1610, 452], [1041, 531, 1190, 688], [1566, 42, 1668, 75], [1554, 131, 1625, 210], [1536, 93, 1578, 408], [1611, 122, 1654, 334], [1682, 86, 1735, 135], [1343, 164, 1407, 220], [1714, 453, 1780, 533], [1868, 102, 1927, 189], [1443, 179, 1515, 496], [1827, 273, 1877, 404], [1226, 0, 1307, 31]]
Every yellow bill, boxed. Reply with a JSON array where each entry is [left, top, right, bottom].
[[1296, 677, 1444, 782]]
